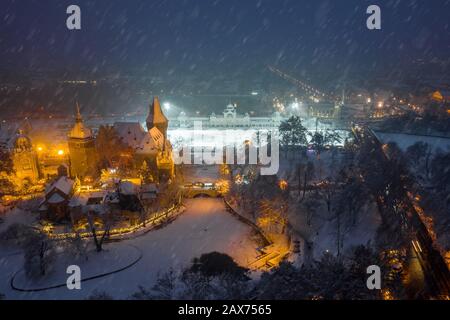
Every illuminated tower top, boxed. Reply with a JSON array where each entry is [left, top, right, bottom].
[[68, 103, 93, 139], [146, 96, 168, 139]]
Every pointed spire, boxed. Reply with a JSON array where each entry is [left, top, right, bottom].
[[69, 102, 92, 139], [75, 102, 82, 122], [146, 96, 169, 136], [147, 96, 168, 124]]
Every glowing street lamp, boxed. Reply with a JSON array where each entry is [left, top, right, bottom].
[[57, 149, 64, 156], [279, 179, 288, 190]]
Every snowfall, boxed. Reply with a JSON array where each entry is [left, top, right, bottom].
[[375, 131, 450, 153], [0, 198, 260, 299]]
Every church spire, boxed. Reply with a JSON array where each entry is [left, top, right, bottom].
[[75, 102, 83, 122], [69, 103, 92, 139], [146, 96, 168, 138]]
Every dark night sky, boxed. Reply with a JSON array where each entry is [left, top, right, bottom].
[[1, 0, 449, 76]]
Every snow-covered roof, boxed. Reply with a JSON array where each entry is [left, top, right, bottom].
[[119, 181, 137, 195], [113, 121, 163, 154], [46, 177, 74, 196], [69, 196, 87, 207], [103, 191, 120, 204], [47, 193, 65, 204], [136, 132, 159, 154], [70, 191, 106, 207], [114, 122, 148, 149]]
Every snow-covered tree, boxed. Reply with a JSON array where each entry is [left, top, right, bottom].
[[279, 116, 307, 158], [87, 211, 112, 252], [65, 232, 89, 261]]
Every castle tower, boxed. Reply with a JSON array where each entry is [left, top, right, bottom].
[[68, 104, 98, 179], [146, 96, 168, 139], [12, 130, 40, 183]]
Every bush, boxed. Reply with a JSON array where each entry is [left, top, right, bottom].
[[188, 252, 249, 279], [87, 290, 114, 300]]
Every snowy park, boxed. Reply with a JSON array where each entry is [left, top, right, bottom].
[[0, 198, 261, 299], [1, 0, 450, 303]]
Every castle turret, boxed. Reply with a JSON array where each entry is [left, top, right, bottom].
[[146, 97, 168, 139], [68, 104, 98, 179]]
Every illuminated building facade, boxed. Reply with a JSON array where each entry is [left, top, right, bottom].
[[11, 130, 40, 184]]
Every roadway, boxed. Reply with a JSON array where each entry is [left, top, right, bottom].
[[351, 125, 450, 298]]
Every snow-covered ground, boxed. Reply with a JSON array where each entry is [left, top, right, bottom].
[[287, 198, 381, 261], [375, 131, 450, 153], [0, 198, 260, 299], [276, 150, 380, 260]]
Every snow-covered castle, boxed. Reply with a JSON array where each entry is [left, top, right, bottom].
[[113, 96, 174, 179]]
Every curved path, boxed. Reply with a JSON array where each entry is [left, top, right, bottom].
[[10, 245, 142, 292]]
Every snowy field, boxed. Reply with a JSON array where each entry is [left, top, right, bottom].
[[0, 198, 260, 299]]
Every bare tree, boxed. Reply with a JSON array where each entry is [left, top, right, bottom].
[[259, 197, 289, 234], [66, 232, 89, 261], [303, 191, 321, 226], [87, 211, 112, 252]]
